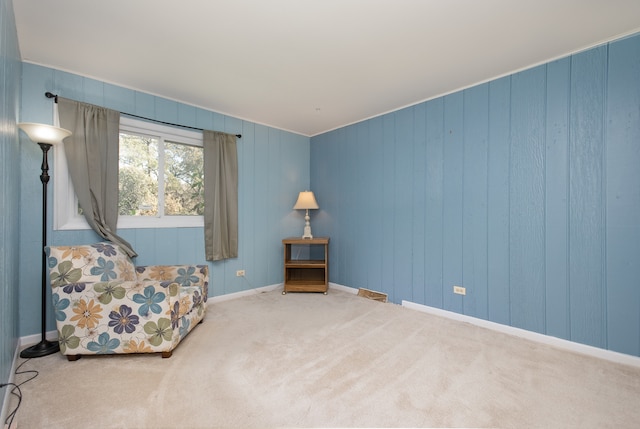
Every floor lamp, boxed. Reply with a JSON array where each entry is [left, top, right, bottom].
[[17, 122, 72, 358]]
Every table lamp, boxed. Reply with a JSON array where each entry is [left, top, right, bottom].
[[293, 191, 319, 239]]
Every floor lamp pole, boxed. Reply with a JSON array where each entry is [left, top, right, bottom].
[[20, 142, 60, 358]]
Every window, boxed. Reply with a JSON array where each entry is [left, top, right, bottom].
[[54, 117, 205, 230]]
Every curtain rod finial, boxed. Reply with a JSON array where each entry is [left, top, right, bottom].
[[45, 92, 58, 102]]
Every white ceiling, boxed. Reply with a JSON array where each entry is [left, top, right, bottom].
[[14, 0, 640, 137]]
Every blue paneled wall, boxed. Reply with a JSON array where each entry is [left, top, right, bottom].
[[0, 0, 22, 410], [311, 34, 640, 357], [19, 64, 311, 336]]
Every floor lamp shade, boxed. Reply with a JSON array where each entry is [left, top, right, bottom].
[[18, 122, 71, 358], [18, 122, 71, 145]]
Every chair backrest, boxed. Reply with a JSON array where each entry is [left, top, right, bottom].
[[45, 242, 137, 287]]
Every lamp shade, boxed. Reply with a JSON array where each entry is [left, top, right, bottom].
[[293, 191, 319, 210], [18, 122, 71, 145]]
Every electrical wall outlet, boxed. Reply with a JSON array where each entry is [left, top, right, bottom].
[[236, 270, 245, 277], [453, 285, 466, 295]]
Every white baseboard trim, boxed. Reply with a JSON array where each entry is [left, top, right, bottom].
[[402, 299, 640, 369], [1, 342, 21, 429], [208, 283, 283, 304], [19, 331, 58, 347], [208, 282, 358, 305], [328, 282, 358, 294]]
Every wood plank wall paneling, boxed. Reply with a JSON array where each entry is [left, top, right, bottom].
[[487, 77, 511, 326], [569, 46, 607, 349], [382, 114, 396, 302], [606, 35, 640, 356], [367, 117, 385, 294], [509, 66, 546, 334], [544, 58, 571, 340], [1, 0, 22, 397], [442, 93, 464, 315], [463, 84, 489, 321], [425, 99, 445, 309], [310, 33, 640, 357], [412, 103, 427, 305], [18, 64, 311, 337], [394, 108, 414, 303]]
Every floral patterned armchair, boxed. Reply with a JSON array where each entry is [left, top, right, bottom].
[[45, 242, 208, 360]]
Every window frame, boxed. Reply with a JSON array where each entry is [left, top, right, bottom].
[[54, 116, 205, 231]]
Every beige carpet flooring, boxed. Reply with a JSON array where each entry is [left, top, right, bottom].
[[9, 289, 640, 428]]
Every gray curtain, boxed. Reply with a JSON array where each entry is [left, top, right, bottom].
[[57, 97, 137, 258], [203, 130, 238, 261]]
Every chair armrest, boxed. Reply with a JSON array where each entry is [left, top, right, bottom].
[[136, 264, 209, 302], [136, 264, 208, 286]]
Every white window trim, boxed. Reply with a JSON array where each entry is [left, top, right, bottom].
[[54, 116, 205, 230]]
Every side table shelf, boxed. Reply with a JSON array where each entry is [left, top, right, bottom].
[[282, 237, 329, 294]]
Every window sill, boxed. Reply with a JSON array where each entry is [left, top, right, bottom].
[[55, 215, 204, 231]]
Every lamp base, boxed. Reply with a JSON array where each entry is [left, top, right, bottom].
[[301, 210, 313, 239], [20, 339, 60, 358], [301, 225, 313, 239]]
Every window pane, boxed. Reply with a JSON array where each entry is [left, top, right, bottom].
[[119, 133, 159, 216], [164, 141, 204, 216]]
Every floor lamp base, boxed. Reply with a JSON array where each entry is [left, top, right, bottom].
[[20, 339, 60, 358]]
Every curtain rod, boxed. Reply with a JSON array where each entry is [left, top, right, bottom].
[[45, 92, 241, 138]]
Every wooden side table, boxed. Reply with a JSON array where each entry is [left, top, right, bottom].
[[282, 237, 329, 294]]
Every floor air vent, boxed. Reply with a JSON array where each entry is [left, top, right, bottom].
[[357, 288, 388, 303]]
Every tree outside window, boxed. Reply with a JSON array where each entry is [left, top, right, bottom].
[[118, 133, 204, 218]]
